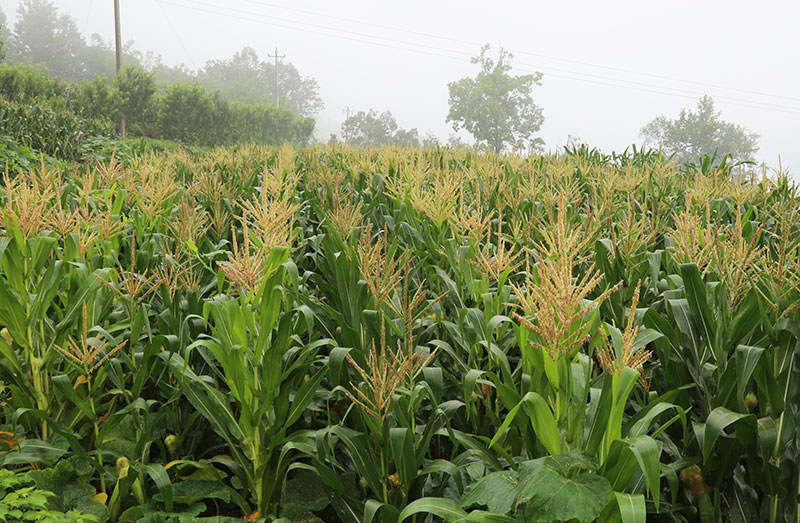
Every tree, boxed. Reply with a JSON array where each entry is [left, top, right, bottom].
[[446, 134, 474, 150], [201, 47, 268, 106], [10, 0, 87, 79], [199, 46, 324, 118], [447, 44, 544, 153], [422, 131, 440, 148], [115, 65, 158, 135], [157, 83, 230, 146], [150, 61, 196, 87], [0, 6, 7, 61], [640, 95, 759, 164], [71, 74, 120, 122], [80, 34, 141, 80], [341, 109, 419, 147], [265, 59, 324, 118]]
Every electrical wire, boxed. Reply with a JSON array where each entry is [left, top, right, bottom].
[[64, 0, 96, 102], [236, 0, 800, 104], [154, 0, 198, 69], [156, 0, 800, 115]]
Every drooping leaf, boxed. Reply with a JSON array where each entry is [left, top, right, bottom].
[[460, 470, 518, 514], [398, 497, 469, 522], [280, 469, 330, 522], [517, 452, 612, 523]]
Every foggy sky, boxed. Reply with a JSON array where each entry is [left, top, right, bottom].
[[6, 0, 799, 173]]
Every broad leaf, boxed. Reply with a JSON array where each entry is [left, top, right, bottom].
[[460, 470, 518, 514], [517, 452, 611, 523]]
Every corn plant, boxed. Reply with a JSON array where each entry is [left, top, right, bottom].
[[163, 246, 329, 517]]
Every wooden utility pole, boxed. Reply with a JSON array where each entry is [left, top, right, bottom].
[[268, 47, 284, 108], [114, 0, 126, 137]]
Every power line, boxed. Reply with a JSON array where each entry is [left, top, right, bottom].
[[81, 0, 96, 40], [159, 0, 469, 60], [154, 0, 198, 70], [508, 58, 800, 113], [157, 0, 468, 61], [154, 0, 800, 115], [236, 0, 800, 105], [66, 0, 95, 85]]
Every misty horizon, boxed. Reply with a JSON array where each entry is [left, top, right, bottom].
[[4, 0, 798, 172]]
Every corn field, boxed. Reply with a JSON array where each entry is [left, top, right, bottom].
[[0, 144, 797, 523]]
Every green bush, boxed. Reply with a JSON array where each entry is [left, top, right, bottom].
[[157, 83, 315, 146], [229, 100, 315, 146], [0, 60, 316, 151], [71, 75, 120, 123], [115, 65, 158, 136], [156, 83, 229, 146]]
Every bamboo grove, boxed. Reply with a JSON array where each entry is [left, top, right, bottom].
[[0, 144, 797, 523]]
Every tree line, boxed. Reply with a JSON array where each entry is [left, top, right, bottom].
[[0, 0, 318, 147], [337, 47, 760, 164], [0, 0, 760, 161]]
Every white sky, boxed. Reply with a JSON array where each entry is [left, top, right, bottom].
[[6, 0, 799, 173]]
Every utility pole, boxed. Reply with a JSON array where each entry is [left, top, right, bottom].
[[113, 0, 125, 137], [343, 106, 352, 142], [268, 47, 285, 108]]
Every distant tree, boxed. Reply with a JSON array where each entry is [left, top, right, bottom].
[[0, 61, 68, 102], [565, 134, 583, 148], [444, 134, 473, 150], [201, 47, 267, 106], [341, 109, 419, 147], [265, 59, 324, 118], [640, 95, 759, 164], [0, 6, 7, 61], [447, 44, 544, 153], [80, 34, 141, 80], [150, 61, 196, 87], [199, 46, 324, 118], [10, 0, 87, 78], [393, 127, 420, 147], [422, 131, 440, 148]]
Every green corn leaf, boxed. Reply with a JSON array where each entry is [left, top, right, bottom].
[[389, 427, 417, 488], [51, 374, 97, 422], [490, 392, 561, 455], [285, 364, 328, 428], [136, 463, 173, 513], [398, 497, 468, 522], [364, 499, 400, 523], [696, 407, 757, 464], [614, 492, 646, 523]]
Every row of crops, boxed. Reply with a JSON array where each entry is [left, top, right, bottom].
[[0, 144, 797, 522]]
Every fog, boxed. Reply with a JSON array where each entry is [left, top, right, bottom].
[[7, 0, 799, 172]]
